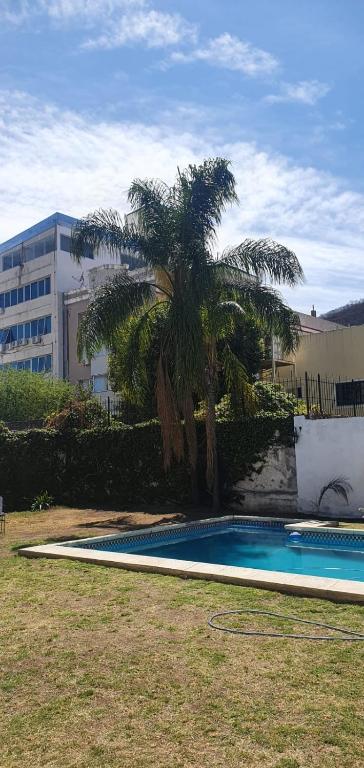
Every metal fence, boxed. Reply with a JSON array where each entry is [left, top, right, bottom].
[[277, 373, 364, 418]]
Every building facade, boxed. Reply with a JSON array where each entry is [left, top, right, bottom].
[[263, 309, 342, 380], [0, 213, 113, 380], [64, 263, 152, 397]]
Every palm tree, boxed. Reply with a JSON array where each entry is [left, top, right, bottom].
[[71, 159, 238, 503], [198, 249, 302, 511], [71, 158, 303, 510]]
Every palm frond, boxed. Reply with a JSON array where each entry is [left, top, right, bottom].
[[317, 477, 353, 509], [71, 209, 138, 263], [77, 274, 155, 360], [114, 302, 167, 405], [227, 281, 300, 354], [174, 158, 237, 252], [221, 238, 304, 287]]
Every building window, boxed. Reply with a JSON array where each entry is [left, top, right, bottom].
[[60, 234, 71, 252], [2, 234, 56, 271], [336, 380, 364, 407], [0, 354, 52, 373], [93, 374, 108, 393], [61, 233, 93, 259], [0, 276, 51, 311], [0, 315, 51, 345]]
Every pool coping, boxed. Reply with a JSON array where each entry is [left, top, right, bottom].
[[18, 515, 364, 603]]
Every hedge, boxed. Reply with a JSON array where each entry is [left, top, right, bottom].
[[0, 416, 293, 511]]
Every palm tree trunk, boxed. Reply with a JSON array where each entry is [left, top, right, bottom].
[[182, 394, 199, 506], [205, 352, 220, 514]]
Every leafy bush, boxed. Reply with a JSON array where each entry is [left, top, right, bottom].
[[214, 382, 306, 421], [0, 369, 75, 422], [46, 396, 108, 432], [31, 491, 54, 511], [253, 382, 306, 416]]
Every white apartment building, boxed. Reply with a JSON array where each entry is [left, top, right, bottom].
[[0, 213, 112, 378], [64, 263, 152, 397]]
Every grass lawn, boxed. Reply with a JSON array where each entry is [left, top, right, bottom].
[[1, 507, 364, 768]]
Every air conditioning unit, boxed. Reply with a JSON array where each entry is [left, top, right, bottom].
[[0, 343, 6, 353], [6, 343, 11, 351], [21, 338, 29, 346], [15, 340, 22, 348], [32, 335, 41, 344], [0, 307, 4, 314], [10, 341, 16, 349]]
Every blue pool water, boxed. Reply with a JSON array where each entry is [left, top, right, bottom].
[[77, 526, 364, 582]]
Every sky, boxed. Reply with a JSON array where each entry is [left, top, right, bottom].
[[0, 0, 364, 313]]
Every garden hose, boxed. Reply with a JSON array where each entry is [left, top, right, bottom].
[[208, 609, 364, 641]]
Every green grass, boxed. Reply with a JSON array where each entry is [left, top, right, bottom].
[[0, 510, 364, 767]]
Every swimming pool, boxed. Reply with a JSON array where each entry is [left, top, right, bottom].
[[19, 516, 364, 602], [69, 521, 364, 582]]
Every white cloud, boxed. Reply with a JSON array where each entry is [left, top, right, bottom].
[[0, 0, 196, 50], [171, 33, 279, 76], [266, 80, 331, 106], [45, 0, 143, 20], [84, 9, 197, 50], [0, 90, 363, 314], [0, 0, 141, 23]]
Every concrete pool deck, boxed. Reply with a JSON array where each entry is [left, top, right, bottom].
[[18, 515, 364, 604]]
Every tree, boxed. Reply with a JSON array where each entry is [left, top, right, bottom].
[[0, 369, 75, 423], [72, 158, 303, 510], [109, 304, 264, 422]]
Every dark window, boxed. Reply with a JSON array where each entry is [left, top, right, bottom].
[[45, 315, 51, 334], [10, 289, 17, 306], [60, 234, 71, 252], [0, 294, 4, 309], [24, 322, 31, 339], [38, 279, 45, 297], [24, 234, 55, 263], [17, 324, 24, 340], [30, 282, 38, 300], [13, 250, 22, 267], [45, 276, 51, 294], [17, 287, 24, 304], [24, 285, 31, 301], [4, 292, 10, 308], [336, 381, 364, 407], [3, 255, 13, 271], [31, 320, 38, 337]]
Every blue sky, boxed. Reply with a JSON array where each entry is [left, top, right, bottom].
[[0, 0, 364, 313]]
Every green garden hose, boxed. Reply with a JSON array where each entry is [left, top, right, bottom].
[[208, 609, 364, 641]]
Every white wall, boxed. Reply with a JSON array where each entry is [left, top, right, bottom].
[[232, 444, 297, 515], [294, 415, 364, 517]]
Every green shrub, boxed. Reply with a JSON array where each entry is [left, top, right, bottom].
[[214, 383, 306, 421], [46, 397, 108, 431], [0, 369, 75, 422], [31, 491, 54, 511]]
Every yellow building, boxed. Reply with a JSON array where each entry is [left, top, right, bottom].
[[292, 324, 364, 381]]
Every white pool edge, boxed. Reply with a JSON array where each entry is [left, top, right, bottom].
[[18, 515, 364, 604]]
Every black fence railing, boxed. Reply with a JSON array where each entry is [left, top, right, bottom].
[[277, 373, 364, 418]]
